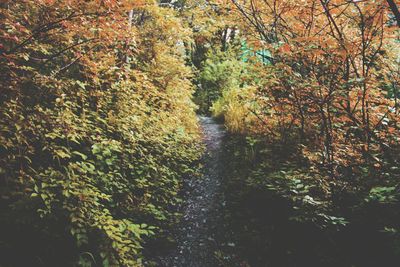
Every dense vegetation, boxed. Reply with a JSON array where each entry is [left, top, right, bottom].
[[1, 0, 400, 266], [196, 0, 400, 266], [0, 1, 203, 266]]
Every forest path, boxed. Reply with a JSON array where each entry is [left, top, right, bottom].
[[164, 116, 226, 267]]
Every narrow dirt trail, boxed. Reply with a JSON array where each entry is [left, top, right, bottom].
[[164, 116, 226, 267]]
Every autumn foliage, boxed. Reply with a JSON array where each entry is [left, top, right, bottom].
[[1, 0, 400, 266], [0, 0, 202, 266], [205, 0, 400, 193], [198, 0, 400, 264]]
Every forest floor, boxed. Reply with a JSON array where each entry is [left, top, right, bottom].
[[162, 116, 227, 267]]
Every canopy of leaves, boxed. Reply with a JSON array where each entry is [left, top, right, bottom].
[[197, 0, 400, 264]]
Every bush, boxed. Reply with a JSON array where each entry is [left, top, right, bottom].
[[0, 1, 202, 266]]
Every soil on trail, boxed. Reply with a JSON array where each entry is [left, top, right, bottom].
[[163, 116, 226, 267]]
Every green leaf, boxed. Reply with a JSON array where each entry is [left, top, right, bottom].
[[72, 151, 88, 160]]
